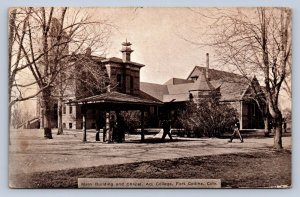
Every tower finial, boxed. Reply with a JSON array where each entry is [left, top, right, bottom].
[[120, 40, 134, 62]]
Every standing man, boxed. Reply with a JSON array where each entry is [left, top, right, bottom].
[[228, 116, 244, 143], [109, 115, 116, 143], [161, 119, 173, 141], [116, 115, 126, 143]]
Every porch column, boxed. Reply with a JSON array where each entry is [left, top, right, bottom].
[[240, 101, 243, 129], [82, 104, 87, 142], [115, 110, 120, 142], [105, 111, 110, 142], [141, 109, 145, 142], [40, 108, 44, 129], [155, 106, 159, 127]]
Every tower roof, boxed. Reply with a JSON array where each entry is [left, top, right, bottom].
[[191, 71, 215, 91]]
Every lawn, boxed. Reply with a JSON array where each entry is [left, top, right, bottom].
[[10, 149, 291, 188]]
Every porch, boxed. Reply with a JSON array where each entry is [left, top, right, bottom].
[[68, 91, 162, 142]]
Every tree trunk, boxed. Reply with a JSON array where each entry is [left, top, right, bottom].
[[57, 98, 63, 135], [263, 117, 270, 137], [273, 117, 283, 150], [8, 9, 17, 145], [43, 105, 53, 139], [41, 88, 53, 139]]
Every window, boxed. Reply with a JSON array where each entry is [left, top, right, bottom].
[[150, 106, 155, 114], [130, 76, 134, 94], [63, 106, 66, 114], [69, 105, 72, 114], [191, 76, 198, 81], [189, 93, 194, 101], [117, 74, 122, 90], [69, 123, 72, 129], [63, 123, 66, 129]]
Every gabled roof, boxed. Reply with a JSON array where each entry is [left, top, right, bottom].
[[70, 91, 162, 105], [241, 76, 265, 100], [187, 66, 246, 82], [210, 80, 249, 101], [190, 70, 215, 91]]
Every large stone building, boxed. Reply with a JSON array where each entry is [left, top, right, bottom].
[[59, 41, 160, 130], [35, 41, 265, 131]]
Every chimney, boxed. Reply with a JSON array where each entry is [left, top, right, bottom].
[[206, 53, 210, 80], [120, 40, 134, 62]]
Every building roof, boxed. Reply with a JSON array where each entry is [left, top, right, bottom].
[[187, 66, 246, 82], [163, 93, 190, 102], [210, 80, 249, 101], [164, 78, 193, 85], [140, 66, 255, 103], [101, 57, 145, 68], [69, 91, 162, 105], [190, 70, 215, 91], [140, 82, 169, 101], [166, 83, 195, 95]]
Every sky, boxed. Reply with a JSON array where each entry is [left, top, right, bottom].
[[86, 7, 291, 110], [88, 8, 215, 84]]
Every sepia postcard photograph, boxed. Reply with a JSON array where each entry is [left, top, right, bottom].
[[8, 7, 292, 189]]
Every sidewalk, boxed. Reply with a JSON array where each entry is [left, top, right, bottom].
[[9, 129, 291, 176]]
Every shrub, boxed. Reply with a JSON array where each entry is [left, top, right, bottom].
[[177, 101, 237, 137]]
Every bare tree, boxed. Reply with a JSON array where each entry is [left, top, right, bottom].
[[54, 53, 112, 135], [9, 8, 35, 124], [11, 103, 34, 129], [9, 7, 113, 138], [188, 8, 291, 149]]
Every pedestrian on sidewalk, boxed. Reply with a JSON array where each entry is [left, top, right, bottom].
[[228, 116, 244, 143], [161, 119, 173, 141]]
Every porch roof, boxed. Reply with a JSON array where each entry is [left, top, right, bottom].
[[68, 91, 163, 106]]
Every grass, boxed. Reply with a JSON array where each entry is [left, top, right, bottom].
[[10, 149, 291, 188]]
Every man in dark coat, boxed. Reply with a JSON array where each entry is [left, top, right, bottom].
[[228, 116, 243, 143], [116, 115, 126, 143], [109, 115, 116, 142], [161, 119, 173, 141]]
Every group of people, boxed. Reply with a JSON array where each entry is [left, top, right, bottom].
[[160, 116, 244, 143], [96, 114, 126, 143], [110, 115, 126, 143], [96, 114, 244, 143]]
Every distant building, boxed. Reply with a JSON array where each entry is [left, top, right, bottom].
[[140, 53, 266, 130]]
